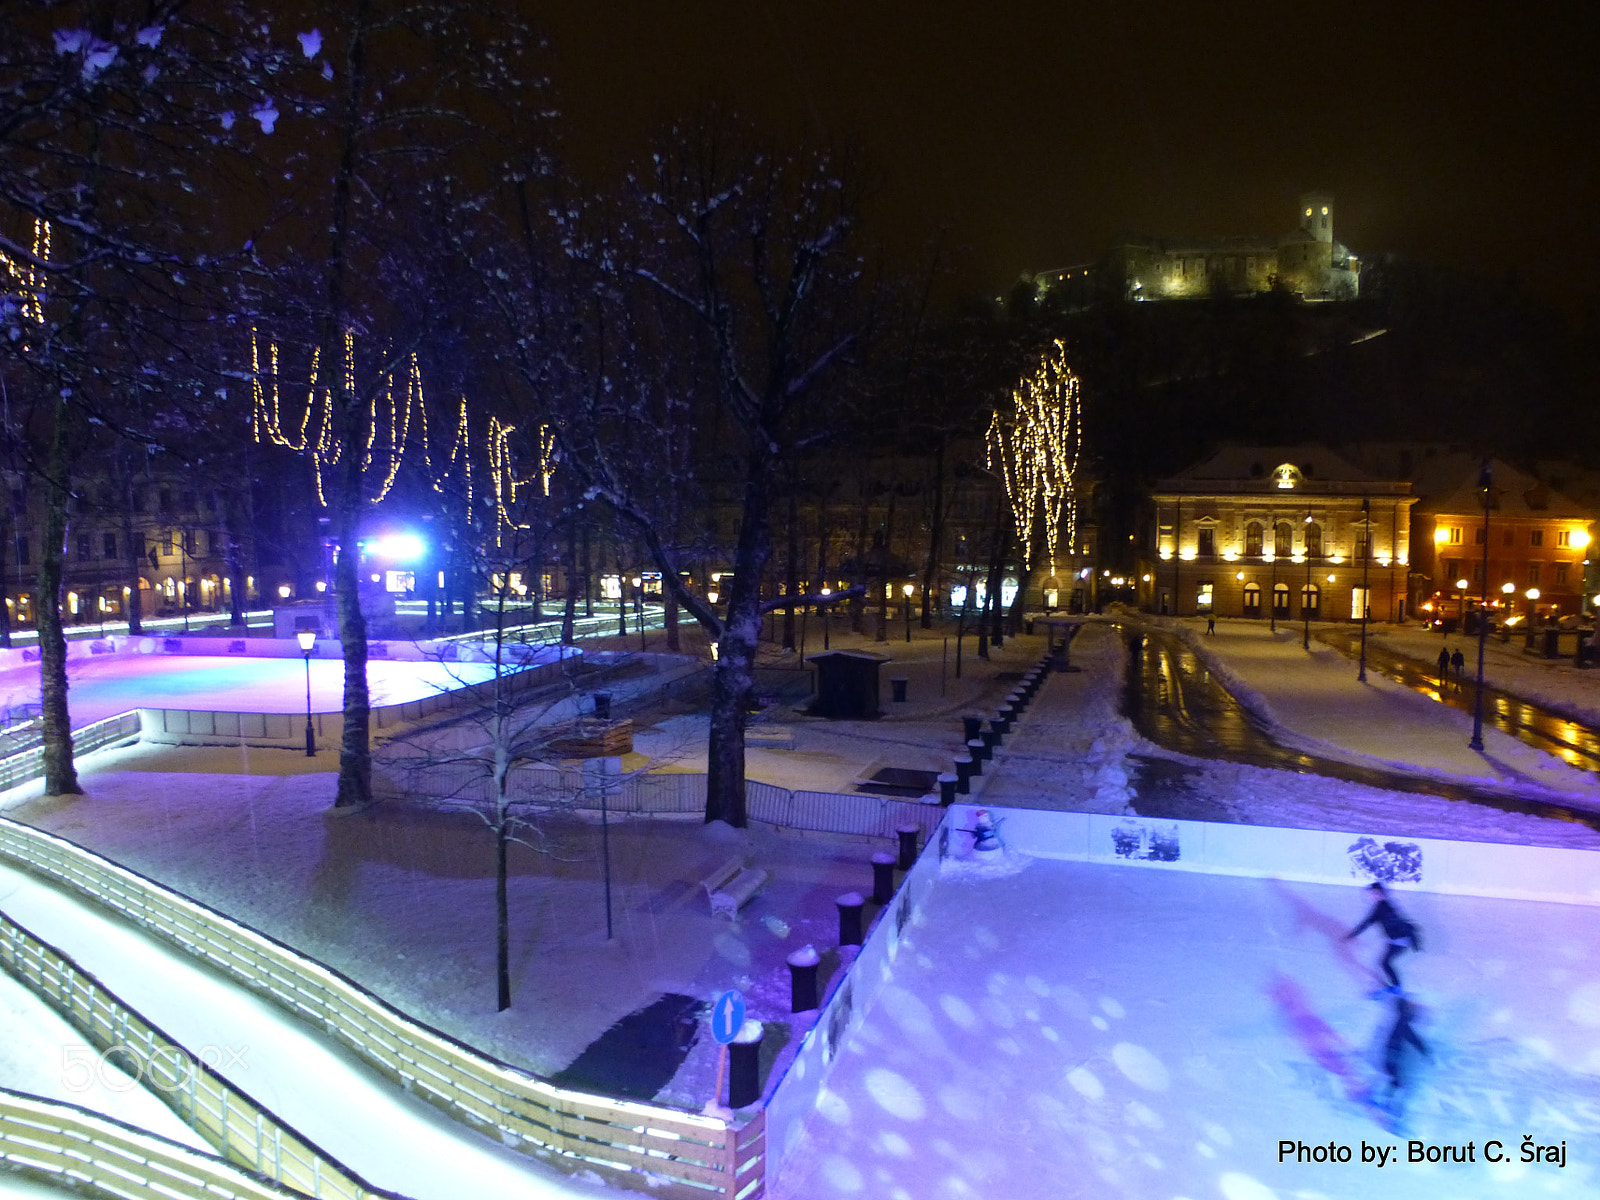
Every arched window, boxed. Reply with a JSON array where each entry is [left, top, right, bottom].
[[1243, 582, 1261, 615], [1304, 523, 1323, 558], [1245, 522, 1263, 556], [1273, 583, 1290, 616], [1301, 583, 1320, 617], [1274, 523, 1293, 557]]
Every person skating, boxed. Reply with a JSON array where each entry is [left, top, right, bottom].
[[1376, 994, 1430, 1118], [1345, 882, 1421, 993]]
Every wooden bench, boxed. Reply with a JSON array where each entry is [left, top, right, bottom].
[[701, 856, 769, 919], [746, 724, 795, 750]]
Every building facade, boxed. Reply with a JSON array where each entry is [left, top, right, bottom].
[[1145, 446, 1413, 622], [1031, 193, 1360, 306]]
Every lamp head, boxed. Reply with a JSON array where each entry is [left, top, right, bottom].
[[296, 629, 316, 653]]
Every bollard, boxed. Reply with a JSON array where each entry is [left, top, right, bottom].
[[938, 772, 958, 805], [962, 714, 984, 742], [871, 852, 896, 904], [837, 892, 865, 946], [787, 945, 820, 1013], [968, 737, 989, 766], [997, 704, 1015, 731], [954, 755, 974, 793], [728, 1020, 764, 1108], [981, 724, 1001, 751], [896, 824, 920, 870], [890, 676, 909, 703]]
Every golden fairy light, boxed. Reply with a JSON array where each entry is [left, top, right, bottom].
[[986, 339, 1082, 568], [1, 219, 50, 325]]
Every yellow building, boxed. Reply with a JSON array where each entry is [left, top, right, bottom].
[[1146, 446, 1414, 622]]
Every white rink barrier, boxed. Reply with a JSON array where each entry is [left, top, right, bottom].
[[957, 805, 1600, 907], [0, 1086, 329, 1200], [764, 812, 949, 1183]]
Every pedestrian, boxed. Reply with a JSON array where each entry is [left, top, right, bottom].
[[1377, 994, 1430, 1114], [1436, 646, 1450, 682], [1345, 882, 1422, 994], [1451, 648, 1465, 678], [1206, 616, 1216, 635]]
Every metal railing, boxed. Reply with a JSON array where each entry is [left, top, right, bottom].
[[372, 761, 944, 842], [0, 816, 765, 1199], [0, 711, 140, 792], [0, 914, 391, 1199]]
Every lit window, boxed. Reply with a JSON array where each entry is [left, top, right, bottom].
[[1196, 582, 1214, 611]]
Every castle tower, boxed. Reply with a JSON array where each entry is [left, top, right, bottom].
[[1299, 192, 1334, 244]]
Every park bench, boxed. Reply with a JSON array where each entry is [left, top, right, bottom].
[[745, 724, 795, 750], [701, 856, 769, 919]]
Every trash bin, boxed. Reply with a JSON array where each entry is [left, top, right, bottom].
[[592, 692, 612, 720]]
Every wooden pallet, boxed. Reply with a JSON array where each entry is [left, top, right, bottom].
[[546, 718, 634, 758]]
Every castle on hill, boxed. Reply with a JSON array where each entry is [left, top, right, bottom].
[[1029, 192, 1360, 305]]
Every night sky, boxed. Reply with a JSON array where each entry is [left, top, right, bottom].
[[540, 3, 1598, 312]]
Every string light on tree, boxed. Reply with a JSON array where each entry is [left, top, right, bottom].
[[986, 339, 1082, 569], [0, 219, 50, 325]]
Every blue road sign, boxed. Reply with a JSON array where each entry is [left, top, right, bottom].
[[711, 990, 746, 1045]]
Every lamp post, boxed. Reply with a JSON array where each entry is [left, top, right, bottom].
[[1358, 497, 1371, 683], [297, 628, 316, 756], [1525, 587, 1540, 623], [820, 586, 831, 650], [1470, 463, 1492, 751], [632, 575, 645, 650], [1268, 511, 1277, 633], [902, 582, 914, 643], [1302, 512, 1313, 651]]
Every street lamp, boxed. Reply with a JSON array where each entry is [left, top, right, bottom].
[[1358, 496, 1371, 683], [1470, 462, 1492, 752], [1455, 579, 1470, 625], [902, 582, 914, 642], [296, 628, 316, 757], [820, 586, 831, 650], [1302, 512, 1314, 650], [1525, 587, 1541, 623]]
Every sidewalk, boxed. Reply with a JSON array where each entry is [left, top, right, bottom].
[[1170, 617, 1600, 805], [1370, 623, 1600, 726]]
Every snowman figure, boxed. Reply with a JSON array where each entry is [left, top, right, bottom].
[[971, 808, 1001, 852]]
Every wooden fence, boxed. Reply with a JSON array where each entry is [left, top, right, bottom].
[[0, 914, 392, 1199], [0, 816, 764, 1199], [0, 1086, 314, 1200]]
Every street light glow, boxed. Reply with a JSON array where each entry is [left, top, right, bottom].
[[1501, 582, 1516, 593], [1526, 588, 1541, 600]]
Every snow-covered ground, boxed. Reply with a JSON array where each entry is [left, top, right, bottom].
[[0, 654, 497, 725], [1161, 617, 1600, 807], [1371, 625, 1600, 727], [773, 852, 1600, 1200]]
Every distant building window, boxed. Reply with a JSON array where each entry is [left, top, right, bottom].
[[1502, 528, 1514, 547], [133, 533, 146, 560], [1198, 528, 1216, 558], [1275, 523, 1293, 557], [15, 536, 27, 566], [1243, 582, 1261, 614], [1447, 527, 1463, 544], [1474, 526, 1486, 545], [1304, 523, 1323, 558], [1355, 528, 1370, 560], [1196, 582, 1214, 611], [103, 532, 116, 559], [159, 489, 172, 513], [1300, 583, 1320, 617], [1557, 530, 1576, 548], [76, 535, 90, 561], [1273, 582, 1290, 615], [1444, 558, 1462, 581], [1556, 563, 1570, 585], [1245, 522, 1263, 556], [1529, 529, 1544, 547], [1528, 563, 1542, 584]]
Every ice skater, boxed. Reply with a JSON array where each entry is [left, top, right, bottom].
[[1375, 994, 1430, 1119], [1345, 882, 1421, 994]]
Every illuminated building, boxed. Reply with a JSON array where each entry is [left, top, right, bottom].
[[1028, 192, 1360, 305], [1145, 446, 1414, 621]]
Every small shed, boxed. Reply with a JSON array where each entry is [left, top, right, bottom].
[[806, 649, 890, 719]]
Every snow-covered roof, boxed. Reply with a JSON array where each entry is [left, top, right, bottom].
[[1411, 454, 1594, 520], [1163, 445, 1381, 486]]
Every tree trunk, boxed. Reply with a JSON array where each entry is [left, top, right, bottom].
[[495, 811, 510, 1011], [782, 485, 798, 652], [920, 436, 946, 629], [704, 463, 772, 827], [0, 510, 11, 649], [664, 589, 680, 652], [987, 523, 1011, 650], [38, 401, 79, 796], [561, 524, 577, 644], [874, 494, 895, 643], [581, 523, 592, 618], [225, 487, 247, 626], [332, 488, 372, 807], [850, 491, 869, 633]]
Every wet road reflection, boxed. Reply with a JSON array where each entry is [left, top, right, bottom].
[[1317, 629, 1600, 774], [1119, 625, 1600, 833]]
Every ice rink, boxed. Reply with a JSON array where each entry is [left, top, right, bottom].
[[775, 856, 1600, 1200], [0, 654, 499, 726]]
